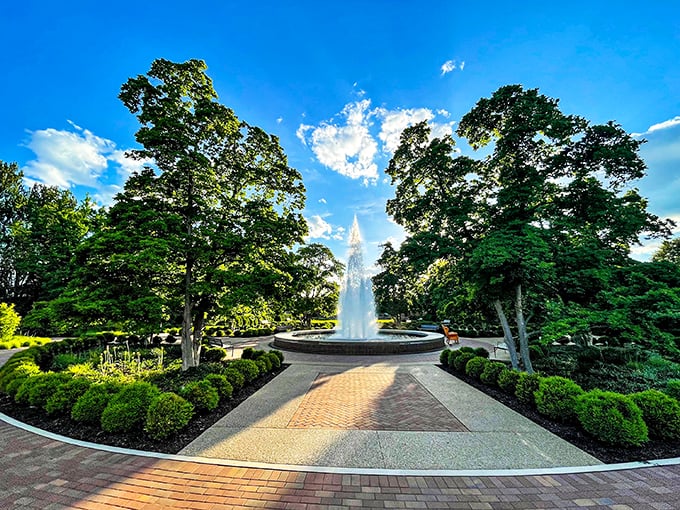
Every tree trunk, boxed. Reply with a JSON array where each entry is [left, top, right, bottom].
[[181, 261, 199, 370], [493, 299, 519, 370], [514, 284, 534, 374], [191, 309, 205, 365]]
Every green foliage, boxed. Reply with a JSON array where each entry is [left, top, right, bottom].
[[204, 374, 233, 399], [254, 358, 268, 374], [270, 349, 284, 363], [439, 349, 450, 366], [228, 359, 260, 383], [241, 347, 256, 359], [447, 349, 462, 367], [498, 369, 521, 394], [71, 382, 122, 424], [264, 352, 281, 370], [575, 390, 648, 447], [223, 368, 245, 391], [101, 382, 160, 433], [534, 376, 585, 422], [630, 390, 680, 441], [515, 372, 542, 406], [179, 380, 219, 413], [145, 392, 194, 440], [0, 303, 21, 341], [0, 359, 41, 395], [473, 347, 490, 359], [45, 377, 92, 415], [465, 356, 490, 379], [16, 372, 72, 408], [201, 346, 226, 363], [480, 361, 507, 386], [666, 379, 680, 401], [453, 352, 476, 372]]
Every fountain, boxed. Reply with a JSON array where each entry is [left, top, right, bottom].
[[273, 217, 444, 354]]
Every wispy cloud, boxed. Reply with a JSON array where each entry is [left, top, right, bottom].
[[276, 117, 283, 124], [21, 121, 148, 204], [305, 214, 345, 241], [632, 115, 680, 137], [377, 107, 454, 154], [441, 59, 465, 75]]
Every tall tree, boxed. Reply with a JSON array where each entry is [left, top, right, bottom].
[[386, 85, 673, 371], [653, 238, 680, 265], [116, 58, 307, 369]]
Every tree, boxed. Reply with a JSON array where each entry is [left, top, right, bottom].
[[653, 238, 680, 265], [115, 58, 307, 369], [287, 243, 343, 327], [0, 302, 20, 342], [0, 162, 25, 307], [386, 85, 673, 371]]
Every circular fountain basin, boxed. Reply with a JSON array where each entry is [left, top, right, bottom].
[[272, 329, 445, 355]]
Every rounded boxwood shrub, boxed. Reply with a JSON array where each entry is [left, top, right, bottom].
[[204, 374, 233, 399], [465, 356, 490, 379], [534, 376, 585, 422], [270, 349, 284, 363], [515, 372, 542, 407], [459, 346, 475, 354], [447, 349, 461, 367], [473, 347, 490, 359], [480, 361, 507, 387], [439, 349, 450, 366], [241, 347, 255, 359], [16, 372, 72, 409], [665, 379, 680, 401], [223, 368, 245, 391], [630, 389, 680, 441], [254, 358, 268, 375], [101, 382, 160, 434], [228, 359, 260, 383], [575, 390, 648, 447], [180, 380, 219, 413], [265, 352, 281, 370], [144, 392, 194, 440], [201, 346, 227, 363], [453, 352, 476, 372], [71, 382, 122, 425], [45, 377, 92, 415], [498, 369, 521, 394], [0, 356, 42, 393]]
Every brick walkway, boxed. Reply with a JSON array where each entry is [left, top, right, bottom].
[[2, 420, 680, 509], [288, 372, 467, 431]]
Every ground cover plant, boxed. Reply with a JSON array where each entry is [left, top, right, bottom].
[[440, 345, 680, 463], [0, 341, 287, 453]]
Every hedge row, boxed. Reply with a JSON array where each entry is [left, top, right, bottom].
[[441, 348, 680, 447], [0, 344, 285, 441]]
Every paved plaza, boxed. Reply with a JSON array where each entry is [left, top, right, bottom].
[[1, 338, 679, 508]]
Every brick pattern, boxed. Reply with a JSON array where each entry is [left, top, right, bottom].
[[2, 420, 680, 509], [287, 372, 467, 432]]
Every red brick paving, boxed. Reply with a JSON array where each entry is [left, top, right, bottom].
[[1, 420, 680, 509], [288, 372, 467, 432]]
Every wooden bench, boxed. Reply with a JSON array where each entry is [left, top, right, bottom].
[[442, 325, 459, 345]]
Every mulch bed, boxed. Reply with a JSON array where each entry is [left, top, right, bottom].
[[0, 365, 288, 454], [440, 365, 680, 464]]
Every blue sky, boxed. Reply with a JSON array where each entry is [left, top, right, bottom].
[[1, 1, 679, 268]]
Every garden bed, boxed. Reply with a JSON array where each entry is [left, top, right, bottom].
[[441, 365, 680, 464], [0, 365, 287, 454]]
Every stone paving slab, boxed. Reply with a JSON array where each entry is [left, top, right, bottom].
[[181, 363, 602, 469], [2, 419, 680, 509]]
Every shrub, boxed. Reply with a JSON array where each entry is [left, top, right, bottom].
[[255, 358, 269, 374], [228, 359, 260, 383], [498, 369, 521, 394], [515, 372, 542, 407], [473, 347, 490, 359], [270, 350, 284, 363], [0, 302, 21, 342], [223, 368, 245, 391], [201, 346, 226, 363], [575, 390, 648, 447], [50, 353, 85, 371], [204, 374, 233, 399], [465, 357, 489, 379], [439, 349, 450, 366], [529, 344, 544, 361], [0, 359, 41, 395], [101, 382, 160, 433], [71, 382, 122, 424], [16, 372, 72, 408], [480, 362, 507, 387], [45, 378, 93, 415], [180, 380, 219, 413], [534, 376, 585, 422], [630, 389, 680, 441], [459, 346, 475, 354], [265, 352, 281, 370], [665, 379, 680, 401], [241, 347, 255, 359], [145, 392, 194, 440], [453, 352, 476, 372], [447, 349, 461, 367]]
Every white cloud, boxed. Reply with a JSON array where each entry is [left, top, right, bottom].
[[305, 214, 333, 240], [437, 109, 451, 118], [632, 115, 680, 137], [21, 122, 149, 204], [460, 61, 465, 70], [377, 107, 455, 154], [318, 198, 327, 204], [441, 60, 456, 75], [297, 100, 379, 184], [276, 117, 283, 124]]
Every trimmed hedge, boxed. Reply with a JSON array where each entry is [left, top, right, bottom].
[[180, 380, 219, 413], [534, 376, 584, 422], [101, 382, 160, 434], [45, 377, 92, 415], [666, 379, 680, 401], [223, 368, 245, 391], [630, 389, 680, 441], [204, 374, 233, 399], [575, 390, 648, 447], [480, 361, 506, 387], [515, 372, 542, 407], [228, 359, 260, 383], [498, 369, 521, 394], [465, 356, 490, 379], [453, 352, 476, 372], [71, 382, 122, 425], [145, 392, 194, 440]]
